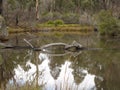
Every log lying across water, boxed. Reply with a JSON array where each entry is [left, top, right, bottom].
[[0, 41, 84, 52], [1, 41, 119, 54]]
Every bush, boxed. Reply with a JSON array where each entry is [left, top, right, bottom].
[[46, 20, 54, 25], [44, 19, 64, 26], [54, 19, 64, 26], [40, 12, 80, 24], [97, 10, 120, 37]]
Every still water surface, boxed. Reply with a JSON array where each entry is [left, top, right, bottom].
[[0, 33, 120, 90]]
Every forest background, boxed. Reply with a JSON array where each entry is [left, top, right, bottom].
[[0, 0, 120, 37]]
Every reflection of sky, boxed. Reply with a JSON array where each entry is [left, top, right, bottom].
[[9, 53, 96, 90]]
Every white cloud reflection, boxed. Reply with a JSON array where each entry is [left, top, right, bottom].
[[11, 53, 96, 90]]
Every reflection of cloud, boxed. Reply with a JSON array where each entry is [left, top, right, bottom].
[[10, 53, 96, 90], [78, 74, 96, 90], [14, 62, 36, 85]]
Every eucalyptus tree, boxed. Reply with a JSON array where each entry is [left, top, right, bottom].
[[54, 0, 75, 12], [6, 0, 36, 25], [54, 0, 63, 12], [72, 0, 82, 13], [1, 0, 119, 25], [7, 0, 24, 25], [35, 0, 39, 20]]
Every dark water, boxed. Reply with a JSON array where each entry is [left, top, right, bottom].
[[0, 33, 120, 90]]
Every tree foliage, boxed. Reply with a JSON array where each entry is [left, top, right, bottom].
[[1, 0, 119, 28], [97, 10, 120, 36]]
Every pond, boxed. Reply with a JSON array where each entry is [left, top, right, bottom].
[[0, 32, 120, 90]]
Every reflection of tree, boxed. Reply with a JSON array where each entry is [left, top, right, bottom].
[[70, 52, 89, 84], [90, 50, 120, 90], [32, 39, 42, 88], [48, 55, 68, 79], [69, 46, 120, 90], [87, 40, 120, 90], [34, 51, 41, 88], [98, 61, 120, 90], [0, 51, 14, 89], [24, 38, 120, 89], [0, 49, 30, 89]]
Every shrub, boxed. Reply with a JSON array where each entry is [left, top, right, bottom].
[[96, 10, 120, 37], [54, 19, 64, 26], [40, 12, 80, 24], [46, 20, 54, 25], [44, 19, 64, 26]]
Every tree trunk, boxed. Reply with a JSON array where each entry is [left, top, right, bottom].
[[103, 0, 107, 10], [15, 14, 19, 26], [36, 0, 39, 20], [0, 0, 3, 15]]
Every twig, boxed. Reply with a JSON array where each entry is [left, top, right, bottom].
[[23, 39, 34, 48]]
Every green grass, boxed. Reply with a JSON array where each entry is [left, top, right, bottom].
[[7, 24, 94, 35], [35, 23, 93, 32], [36, 23, 88, 27]]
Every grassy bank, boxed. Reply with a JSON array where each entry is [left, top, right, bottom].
[[8, 24, 94, 34]]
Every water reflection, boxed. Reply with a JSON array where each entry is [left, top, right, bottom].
[[0, 50, 15, 90], [9, 53, 96, 90], [0, 33, 120, 90]]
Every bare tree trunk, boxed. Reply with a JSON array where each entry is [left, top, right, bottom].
[[36, 0, 39, 20], [0, 0, 3, 15], [15, 14, 19, 26], [50, 0, 55, 12], [102, 0, 107, 10]]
